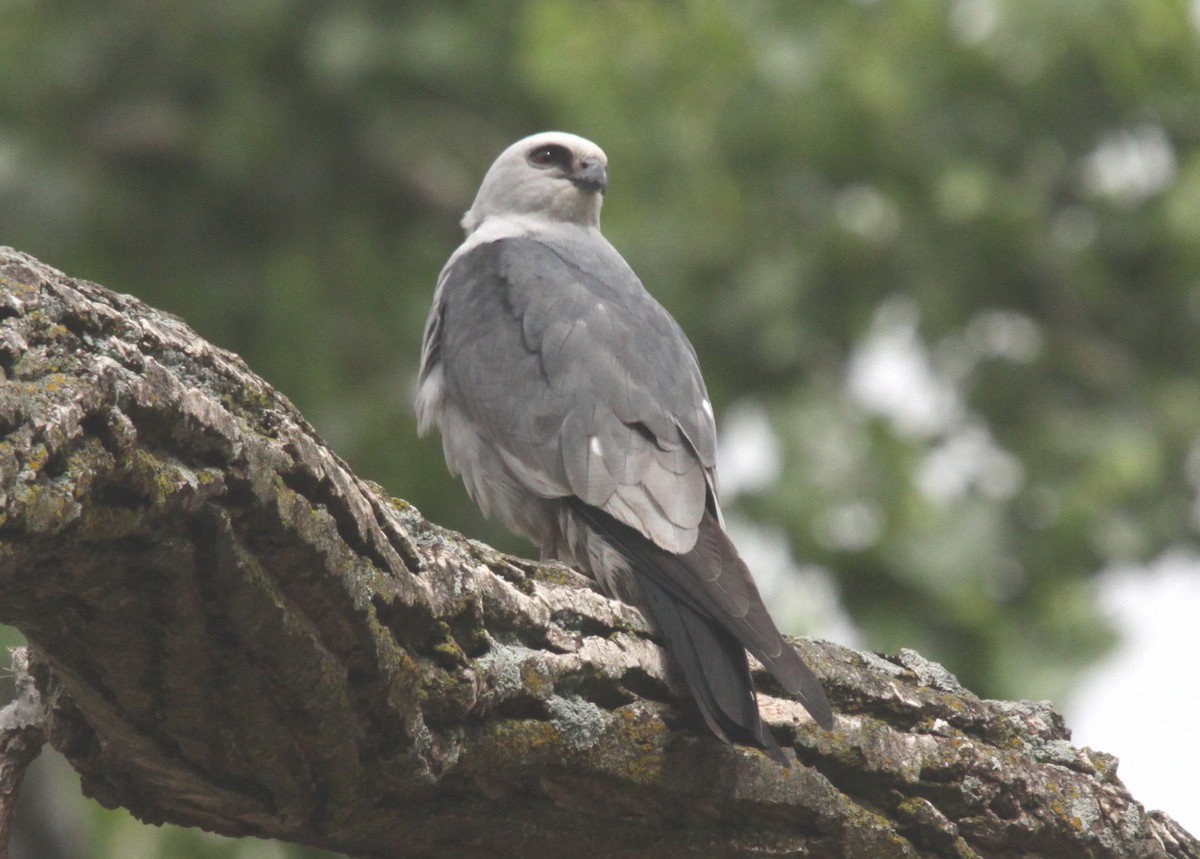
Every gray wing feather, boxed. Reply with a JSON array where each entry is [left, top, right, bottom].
[[431, 229, 716, 554]]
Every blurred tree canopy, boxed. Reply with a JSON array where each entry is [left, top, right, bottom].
[[2, 0, 1199, 853]]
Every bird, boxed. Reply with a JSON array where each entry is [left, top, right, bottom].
[[416, 131, 833, 765]]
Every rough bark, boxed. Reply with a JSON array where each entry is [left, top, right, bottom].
[[0, 648, 48, 859], [0, 245, 1194, 859]]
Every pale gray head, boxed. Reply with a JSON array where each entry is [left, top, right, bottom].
[[461, 131, 608, 234]]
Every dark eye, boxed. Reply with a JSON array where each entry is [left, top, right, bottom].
[[527, 144, 571, 168]]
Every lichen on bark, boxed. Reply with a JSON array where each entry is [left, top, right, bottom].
[[0, 246, 1196, 858]]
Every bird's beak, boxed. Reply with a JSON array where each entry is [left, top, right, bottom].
[[572, 158, 608, 194]]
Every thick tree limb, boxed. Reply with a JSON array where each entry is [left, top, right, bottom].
[[0, 246, 1194, 859]]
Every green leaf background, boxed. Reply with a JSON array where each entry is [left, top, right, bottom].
[[3, 1, 1197, 854]]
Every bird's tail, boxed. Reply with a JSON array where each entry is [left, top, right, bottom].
[[636, 571, 790, 766], [567, 500, 832, 765]]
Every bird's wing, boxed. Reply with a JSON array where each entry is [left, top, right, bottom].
[[431, 229, 717, 554]]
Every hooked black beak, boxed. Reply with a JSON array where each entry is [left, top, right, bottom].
[[572, 157, 608, 194]]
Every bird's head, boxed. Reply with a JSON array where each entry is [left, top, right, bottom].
[[462, 131, 608, 234]]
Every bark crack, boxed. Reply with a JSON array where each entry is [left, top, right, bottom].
[[1, 247, 1196, 859]]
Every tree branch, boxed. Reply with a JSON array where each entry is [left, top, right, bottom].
[[0, 648, 48, 859], [0, 246, 1194, 858]]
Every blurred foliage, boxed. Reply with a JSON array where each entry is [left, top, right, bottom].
[[2, 1, 1199, 855]]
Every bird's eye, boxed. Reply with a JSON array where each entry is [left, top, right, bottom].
[[527, 144, 570, 168]]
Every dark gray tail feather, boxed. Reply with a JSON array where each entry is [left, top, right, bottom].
[[567, 499, 833, 762], [638, 572, 790, 766]]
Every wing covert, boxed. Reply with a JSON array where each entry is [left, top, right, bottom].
[[436, 231, 718, 553]]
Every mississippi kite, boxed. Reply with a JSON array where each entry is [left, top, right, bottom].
[[417, 131, 833, 764]]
